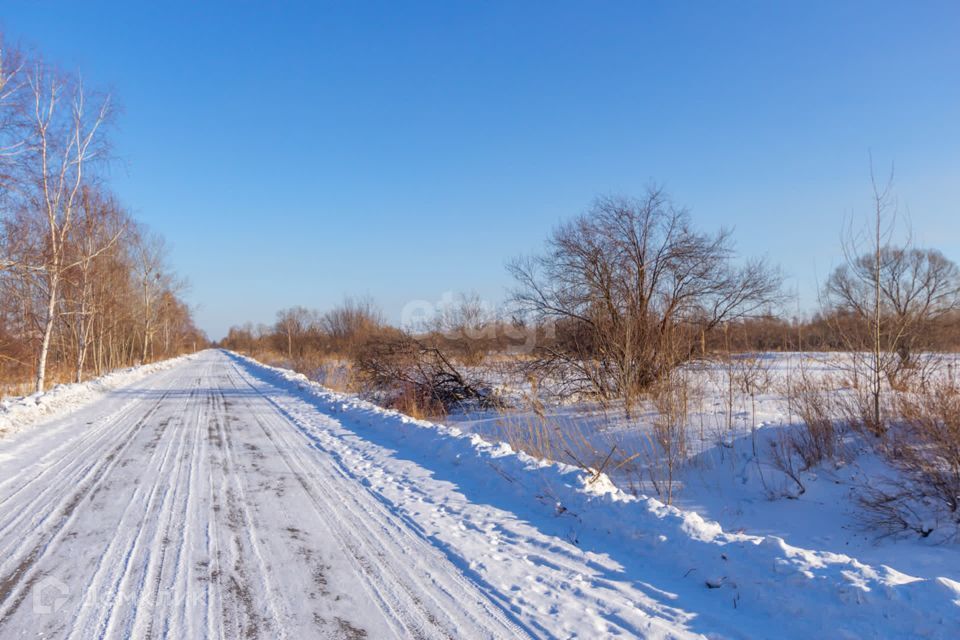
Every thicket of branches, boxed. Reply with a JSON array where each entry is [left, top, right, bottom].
[[702, 311, 960, 354], [0, 36, 203, 394], [223, 297, 385, 365], [221, 297, 502, 416]]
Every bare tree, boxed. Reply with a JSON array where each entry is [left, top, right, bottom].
[[22, 63, 111, 391], [0, 35, 203, 393], [0, 37, 27, 272], [131, 226, 171, 363], [274, 306, 316, 361], [824, 169, 960, 430], [0, 37, 26, 195], [648, 369, 690, 504], [427, 292, 498, 365], [60, 186, 125, 381], [509, 188, 782, 415]]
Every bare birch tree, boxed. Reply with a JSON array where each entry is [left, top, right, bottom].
[[132, 227, 170, 363], [61, 186, 125, 381], [0, 38, 27, 274], [0, 34, 203, 392], [21, 63, 111, 391], [0, 37, 26, 194]]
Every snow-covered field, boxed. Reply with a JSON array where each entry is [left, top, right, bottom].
[[0, 350, 957, 638], [447, 354, 960, 579]]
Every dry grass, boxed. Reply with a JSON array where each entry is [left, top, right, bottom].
[[494, 371, 694, 504], [246, 349, 360, 394], [496, 398, 641, 489], [647, 372, 690, 504], [782, 372, 843, 469], [1, 360, 144, 401], [386, 382, 448, 420], [860, 377, 960, 538]]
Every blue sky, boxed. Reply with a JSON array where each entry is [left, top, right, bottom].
[[3, 1, 958, 339]]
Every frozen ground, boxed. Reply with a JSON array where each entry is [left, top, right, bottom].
[[0, 350, 957, 638]]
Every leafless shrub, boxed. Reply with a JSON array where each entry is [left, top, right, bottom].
[[782, 373, 842, 469], [770, 427, 807, 498], [769, 368, 843, 490], [837, 382, 887, 438], [725, 352, 773, 455], [728, 352, 773, 398], [858, 486, 935, 539], [355, 331, 498, 415]]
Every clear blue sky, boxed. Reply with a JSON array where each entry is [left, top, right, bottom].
[[3, 1, 958, 339]]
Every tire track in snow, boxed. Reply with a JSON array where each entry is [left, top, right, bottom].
[[224, 360, 528, 639], [232, 389, 432, 638], [216, 371, 368, 639], [162, 374, 210, 640], [207, 375, 287, 639], [67, 378, 202, 640], [0, 376, 182, 630], [129, 379, 205, 640], [0, 365, 184, 551]]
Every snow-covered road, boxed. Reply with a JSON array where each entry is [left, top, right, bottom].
[[0, 351, 696, 639], [2, 350, 958, 639], [0, 352, 533, 638]]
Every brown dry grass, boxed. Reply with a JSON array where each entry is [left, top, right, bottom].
[[782, 372, 843, 469], [861, 377, 960, 538]]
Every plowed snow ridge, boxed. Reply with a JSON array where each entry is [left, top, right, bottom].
[[0, 350, 956, 639]]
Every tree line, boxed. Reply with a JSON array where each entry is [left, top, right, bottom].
[[0, 35, 204, 394]]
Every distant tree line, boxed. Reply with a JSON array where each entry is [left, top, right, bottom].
[[707, 309, 960, 354], [0, 34, 204, 393]]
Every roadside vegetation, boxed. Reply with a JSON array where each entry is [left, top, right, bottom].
[[0, 35, 204, 397], [221, 174, 960, 541]]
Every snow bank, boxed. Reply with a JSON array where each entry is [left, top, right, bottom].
[[0, 354, 197, 438], [231, 350, 960, 639]]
